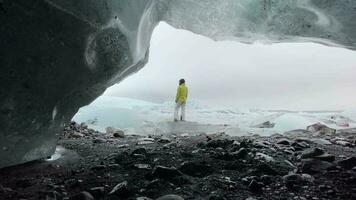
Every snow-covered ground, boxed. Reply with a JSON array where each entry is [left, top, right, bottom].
[[73, 96, 356, 137]]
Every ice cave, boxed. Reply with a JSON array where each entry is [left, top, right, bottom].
[[0, 0, 356, 199]]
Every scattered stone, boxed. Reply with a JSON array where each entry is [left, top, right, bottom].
[[89, 187, 105, 198], [134, 164, 152, 170], [301, 174, 314, 183], [93, 138, 107, 143], [301, 159, 334, 174], [231, 147, 248, 159], [292, 141, 310, 150], [335, 140, 351, 146], [72, 132, 84, 138], [118, 144, 130, 148], [314, 153, 335, 162], [132, 148, 147, 155], [139, 137, 155, 142], [337, 157, 356, 170], [255, 152, 274, 162], [301, 148, 324, 159], [253, 141, 270, 149], [109, 181, 132, 197], [156, 194, 184, 200], [179, 161, 214, 177], [283, 174, 304, 188], [206, 139, 234, 149], [310, 138, 332, 145], [91, 165, 106, 171], [138, 141, 155, 145], [137, 197, 153, 200], [248, 180, 263, 193], [152, 166, 183, 180], [277, 138, 291, 145], [70, 191, 94, 200]]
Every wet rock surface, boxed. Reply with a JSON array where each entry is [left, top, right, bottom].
[[0, 123, 355, 199]]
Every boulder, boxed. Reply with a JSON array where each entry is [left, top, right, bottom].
[[283, 174, 305, 188], [277, 138, 291, 145], [338, 157, 356, 170], [301, 159, 334, 174], [314, 153, 335, 163], [301, 148, 324, 159], [306, 123, 336, 135]]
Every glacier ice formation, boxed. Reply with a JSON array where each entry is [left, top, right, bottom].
[[0, 0, 356, 168]]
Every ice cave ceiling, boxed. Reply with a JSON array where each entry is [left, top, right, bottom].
[[0, 0, 355, 168]]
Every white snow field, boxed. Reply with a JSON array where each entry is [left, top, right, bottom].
[[73, 96, 356, 137]]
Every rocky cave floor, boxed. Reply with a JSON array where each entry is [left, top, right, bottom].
[[0, 122, 356, 200]]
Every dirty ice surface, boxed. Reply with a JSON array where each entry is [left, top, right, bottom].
[[73, 96, 356, 137]]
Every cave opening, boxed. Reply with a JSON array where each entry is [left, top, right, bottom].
[[71, 22, 356, 137]]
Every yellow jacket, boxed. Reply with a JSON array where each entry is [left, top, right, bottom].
[[176, 83, 188, 103]]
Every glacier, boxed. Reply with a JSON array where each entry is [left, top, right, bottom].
[[0, 0, 356, 168]]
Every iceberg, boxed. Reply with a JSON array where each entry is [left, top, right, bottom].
[[1, 0, 356, 168]]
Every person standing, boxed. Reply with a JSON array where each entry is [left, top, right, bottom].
[[174, 79, 188, 121]]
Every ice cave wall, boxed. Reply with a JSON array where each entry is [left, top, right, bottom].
[[0, 0, 355, 168]]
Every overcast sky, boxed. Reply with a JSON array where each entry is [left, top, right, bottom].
[[104, 22, 356, 111]]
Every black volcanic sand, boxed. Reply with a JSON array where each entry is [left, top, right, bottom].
[[0, 123, 355, 200]]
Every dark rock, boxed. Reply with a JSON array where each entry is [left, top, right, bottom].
[[283, 174, 304, 188], [248, 180, 263, 193], [292, 141, 309, 151], [131, 148, 147, 155], [115, 151, 130, 164], [152, 166, 183, 180], [156, 194, 184, 200], [157, 138, 171, 144], [109, 181, 133, 198], [231, 147, 248, 159], [338, 157, 356, 170], [206, 139, 234, 149], [209, 195, 227, 200], [70, 191, 94, 200], [179, 161, 214, 177], [89, 187, 105, 198], [255, 163, 279, 175], [261, 175, 273, 185], [301, 159, 334, 174], [93, 138, 107, 143], [301, 148, 324, 159], [137, 197, 153, 200], [314, 153, 335, 163], [91, 165, 106, 171], [134, 164, 152, 170], [277, 138, 291, 145]]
